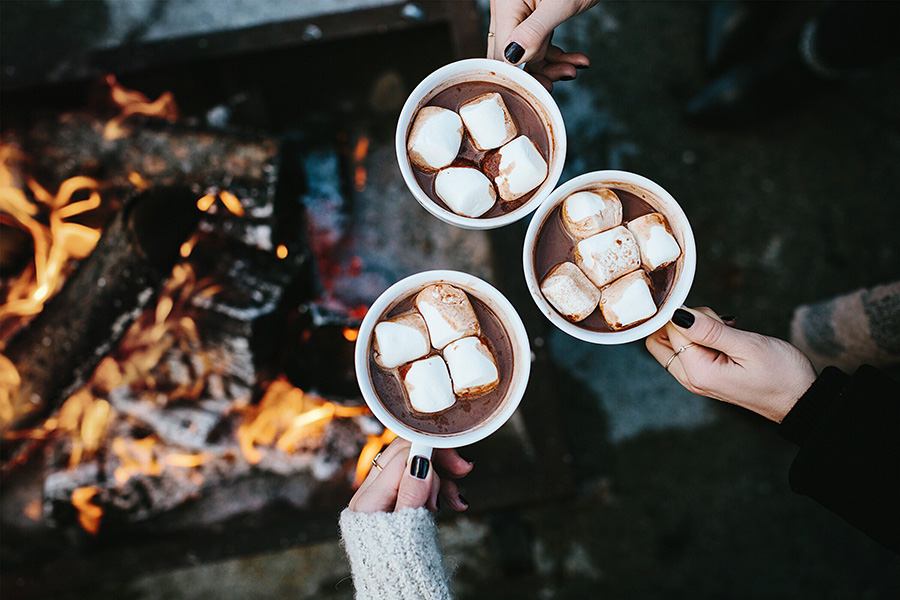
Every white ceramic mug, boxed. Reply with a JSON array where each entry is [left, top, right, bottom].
[[354, 270, 531, 460], [523, 170, 697, 344], [395, 58, 567, 230]]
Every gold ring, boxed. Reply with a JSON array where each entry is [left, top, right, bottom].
[[665, 343, 697, 371], [487, 32, 495, 38], [371, 453, 384, 472]]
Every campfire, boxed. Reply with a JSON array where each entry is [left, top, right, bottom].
[[0, 76, 391, 539]]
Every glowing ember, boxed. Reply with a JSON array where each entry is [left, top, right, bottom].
[[238, 376, 370, 464], [71, 486, 103, 534], [353, 137, 370, 192], [342, 328, 359, 342], [128, 171, 151, 190], [23, 498, 42, 521], [276, 244, 289, 259], [103, 74, 179, 140], [218, 190, 245, 217], [196, 194, 216, 211], [113, 437, 163, 484]]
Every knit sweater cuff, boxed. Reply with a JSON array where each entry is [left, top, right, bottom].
[[779, 366, 848, 445], [340, 507, 452, 600]]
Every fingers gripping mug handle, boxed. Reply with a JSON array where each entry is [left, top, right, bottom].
[[408, 441, 434, 463]]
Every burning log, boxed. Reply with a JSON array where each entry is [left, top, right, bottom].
[[1, 187, 202, 442]]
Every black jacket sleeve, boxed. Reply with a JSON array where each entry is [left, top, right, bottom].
[[779, 365, 900, 554]]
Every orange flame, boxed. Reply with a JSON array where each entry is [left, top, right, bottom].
[[353, 137, 370, 192], [276, 244, 288, 259], [238, 376, 370, 464], [342, 328, 359, 342], [71, 486, 102, 534], [354, 429, 398, 487], [103, 74, 179, 140]]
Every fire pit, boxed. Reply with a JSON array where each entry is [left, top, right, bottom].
[[1, 3, 574, 597]]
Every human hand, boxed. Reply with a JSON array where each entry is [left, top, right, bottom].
[[348, 438, 474, 514], [488, 0, 598, 90], [645, 307, 818, 423]]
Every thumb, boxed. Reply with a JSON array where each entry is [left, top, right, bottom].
[[394, 453, 433, 511], [503, 0, 575, 64], [670, 307, 745, 356]]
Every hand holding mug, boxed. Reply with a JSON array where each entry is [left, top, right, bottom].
[[488, 0, 598, 90], [645, 307, 818, 423], [349, 438, 473, 514]]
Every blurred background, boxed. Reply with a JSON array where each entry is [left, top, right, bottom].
[[1, 1, 898, 598]]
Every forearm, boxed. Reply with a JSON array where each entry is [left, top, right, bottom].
[[780, 365, 900, 554], [340, 507, 453, 600]]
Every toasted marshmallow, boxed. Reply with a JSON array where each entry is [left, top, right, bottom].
[[443, 336, 500, 396], [540, 262, 601, 322], [483, 136, 548, 202], [459, 92, 517, 151], [402, 356, 456, 413], [434, 166, 497, 217], [626, 213, 681, 270], [407, 106, 464, 171], [372, 313, 431, 369], [561, 189, 623, 239], [415, 284, 480, 349], [598, 270, 658, 330], [574, 226, 641, 288]]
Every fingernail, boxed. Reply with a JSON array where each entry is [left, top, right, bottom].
[[504, 42, 525, 63], [458, 493, 468, 507], [459, 455, 473, 465], [560, 75, 575, 81], [575, 64, 589, 70], [410, 455, 429, 479], [672, 308, 695, 328], [718, 315, 736, 322]]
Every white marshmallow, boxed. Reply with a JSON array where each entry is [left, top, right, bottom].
[[598, 270, 658, 330], [561, 189, 623, 239], [443, 336, 500, 396], [406, 106, 464, 171], [415, 284, 480, 349], [373, 313, 431, 369], [402, 356, 456, 413], [484, 136, 548, 202], [574, 226, 641, 288], [626, 213, 681, 270], [434, 167, 497, 217], [459, 92, 517, 151], [540, 262, 601, 323]]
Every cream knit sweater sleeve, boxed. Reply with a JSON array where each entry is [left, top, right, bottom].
[[339, 507, 453, 600]]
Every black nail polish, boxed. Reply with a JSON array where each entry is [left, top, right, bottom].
[[719, 315, 736, 322], [458, 493, 468, 507], [560, 75, 575, 81], [504, 42, 525, 63], [410, 455, 429, 479], [575, 64, 589, 70], [672, 308, 695, 328]]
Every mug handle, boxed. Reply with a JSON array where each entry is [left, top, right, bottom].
[[407, 440, 434, 463]]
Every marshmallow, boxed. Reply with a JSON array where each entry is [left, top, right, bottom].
[[407, 106, 464, 171], [415, 284, 480, 349], [401, 356, 456, 413], [598, 270, 658, 330], [626, 213, 681, 270], [459, 92, 517, 151], [434, 166, 497, 217], [561, 189, 623, 239], [483, 136, 548, 202], [373, 313, 431, 369], [540, 262, 601, 322], [443, 336, 500, 396], [574, 226, 641, 288]]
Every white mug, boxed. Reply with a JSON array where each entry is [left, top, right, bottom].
[[523, 170, 697, 344], [395, 58, 567, 230], [354, 270, 531, 460]]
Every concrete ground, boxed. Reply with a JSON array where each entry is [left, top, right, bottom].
[[25, 1, 899, 598]]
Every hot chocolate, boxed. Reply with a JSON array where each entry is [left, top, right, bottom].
[[533, 188, 679, 332], [410, 81, 551, 218], [368, 287, 514, 435]]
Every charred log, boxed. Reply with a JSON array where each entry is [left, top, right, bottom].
[[2, 187, 202, 442]]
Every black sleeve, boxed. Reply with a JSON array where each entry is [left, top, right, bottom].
[[779, 365, 900, 554]]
